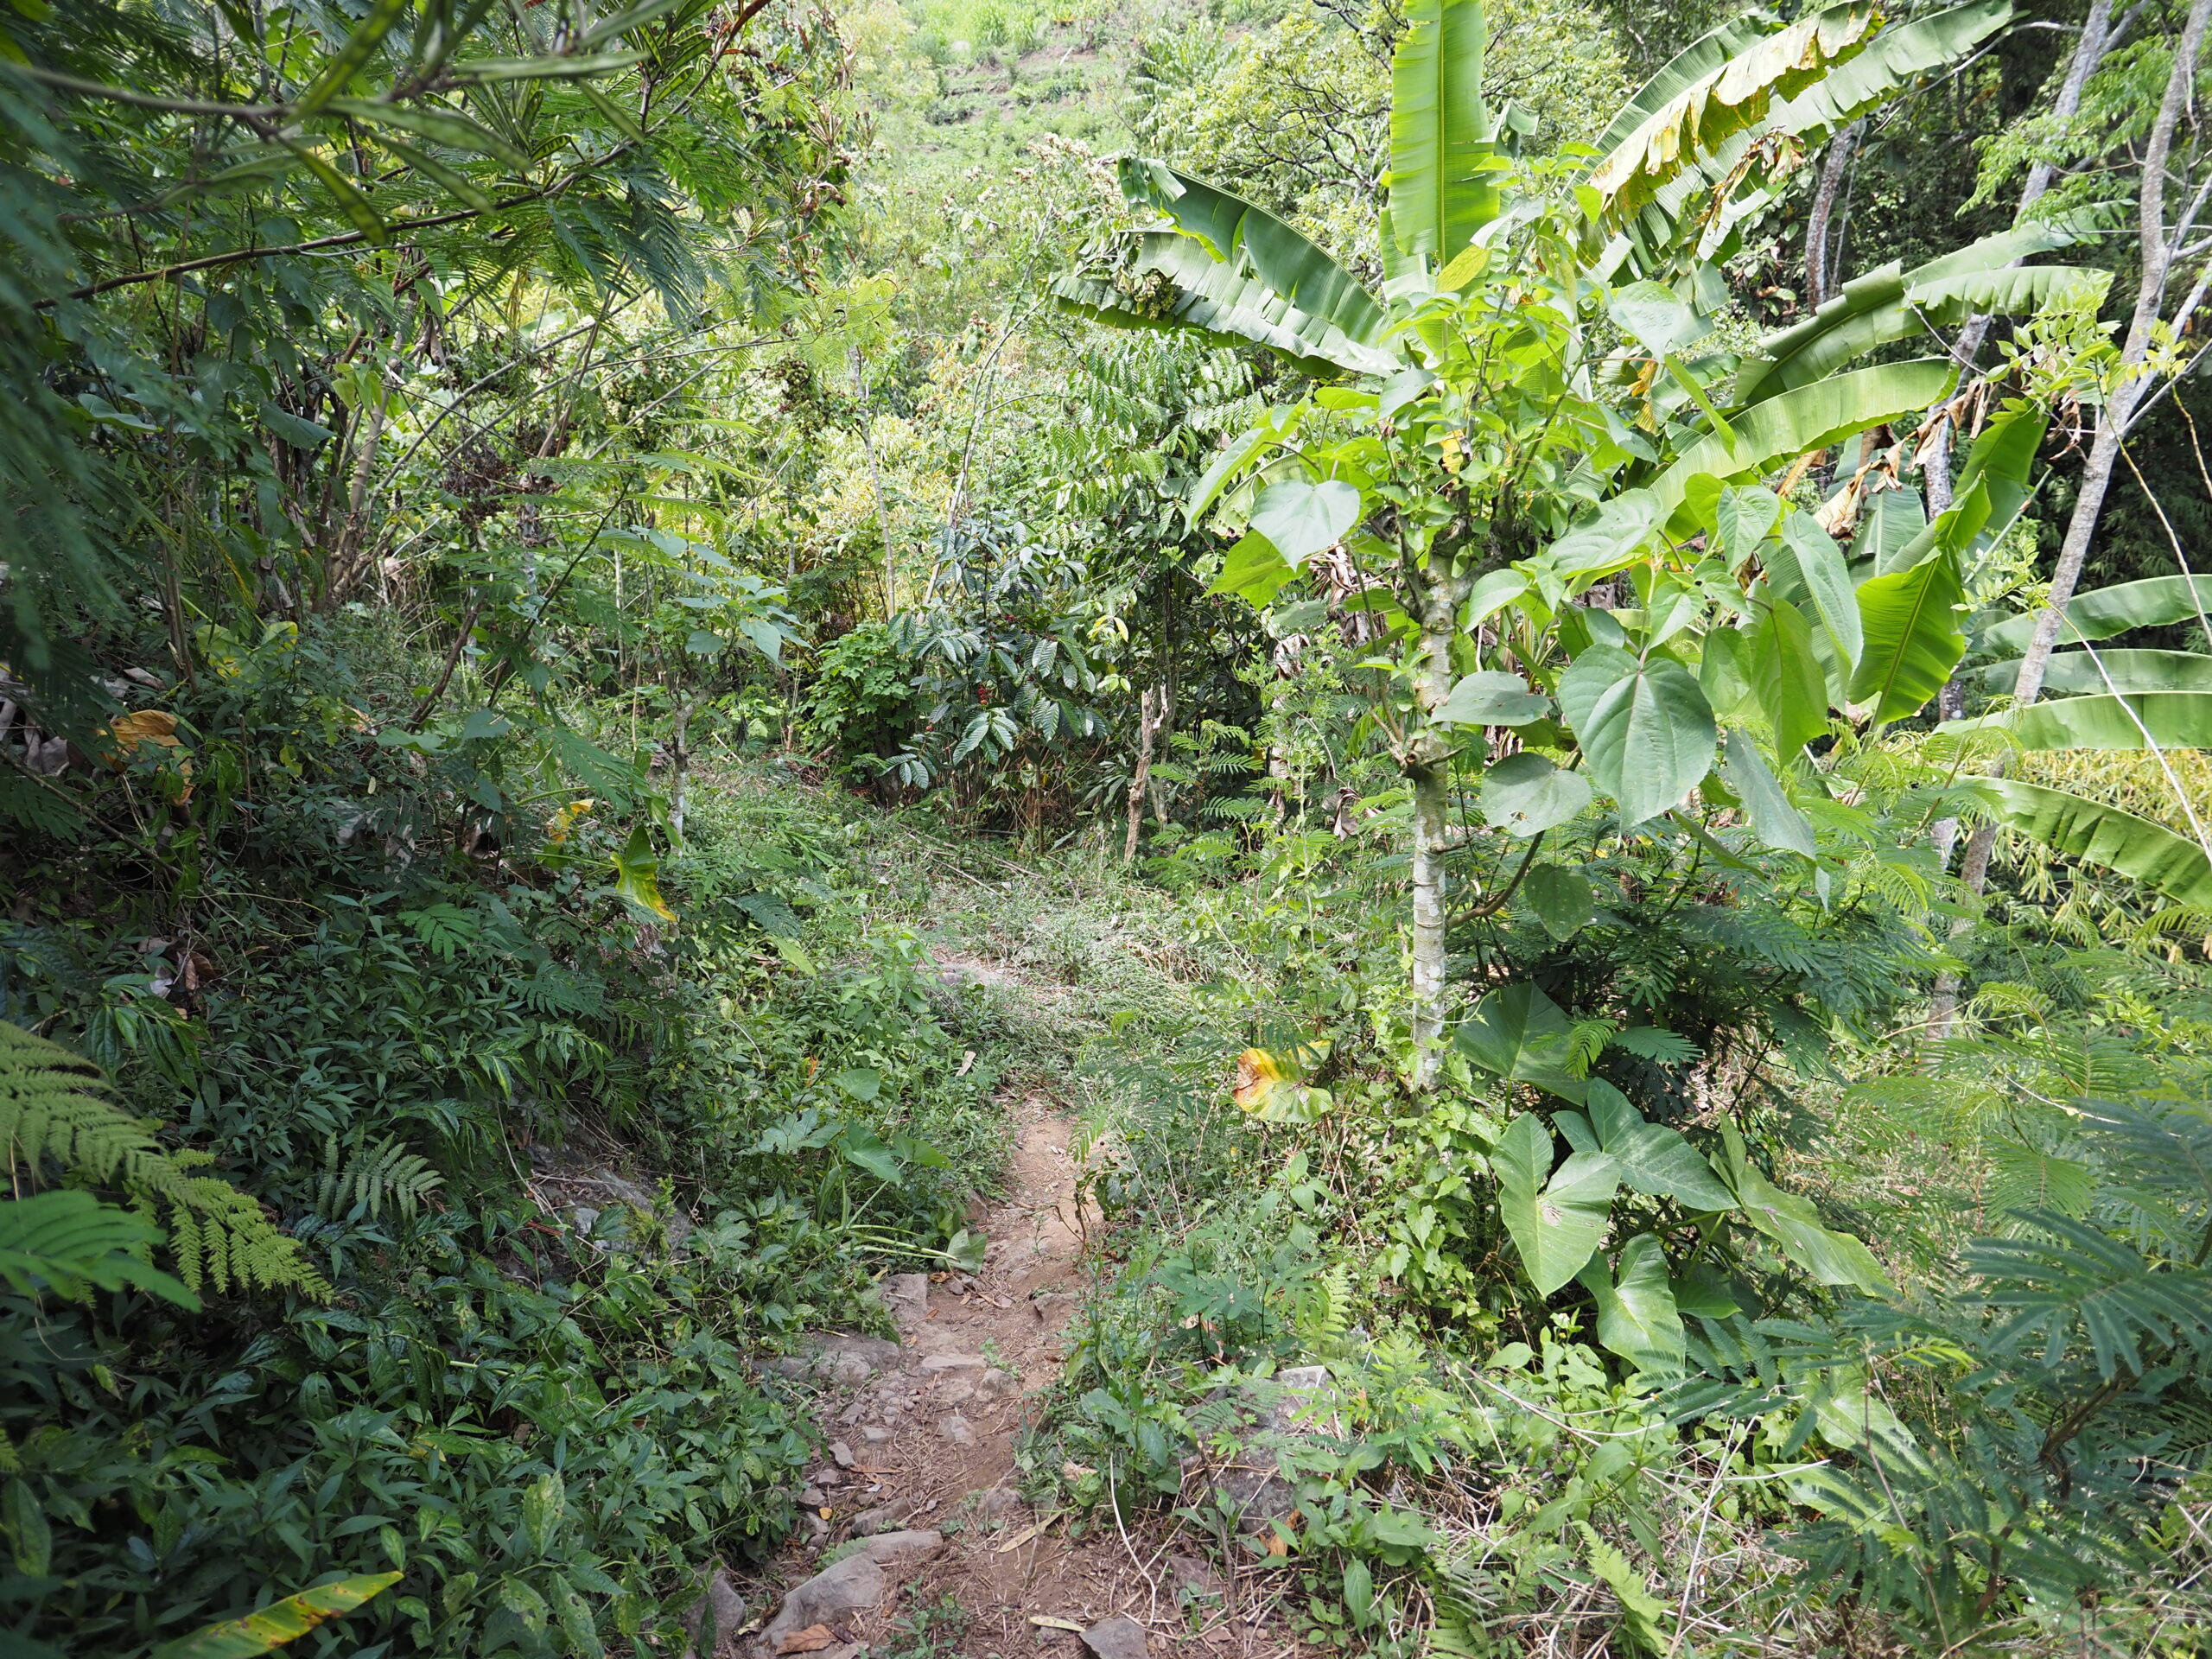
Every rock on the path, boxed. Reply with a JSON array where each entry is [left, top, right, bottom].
[[847, 1494, 919, 1536], [1212, 1363, 1343, 1532], [1079, 1615, 1150, 1659], [860, 1426, 892, 1444], [855, 1528, 944, 1569], [918, 1352, 984, 1371], [757, 1554, 884, 1656], [828, 1440, 853, 1468], [938, 1413, 976, 1446], [765, 1332, 902, 1388], [678, 1563, 747, 1659], [884, 1272, 931, 1331], [1166, 1554, 1225, 1602]]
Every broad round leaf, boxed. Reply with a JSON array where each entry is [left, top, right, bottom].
[[1455, 982, 1586, 1102], [1249, 479, 1360, 567], [1561, 652, 1717, 825], [1579, 1232, 1686, 1376], [1522, 864, 1594, 939], [1480, 753, 1593, 837], [1496, 1116, 1619, 1297], [1610, 280, 1708, 357], [1436, 671, 1549, 727]]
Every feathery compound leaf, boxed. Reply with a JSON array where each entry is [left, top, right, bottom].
[[0, 1190, 198, 1307], [1967, 1215, 2212, 1379], [0, 1024, 324, 1299]]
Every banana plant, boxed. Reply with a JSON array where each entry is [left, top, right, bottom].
[[1942, 565, 2212, 908], [1052, 0, 2082, 1086]]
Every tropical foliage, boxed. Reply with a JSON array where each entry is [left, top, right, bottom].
[[8, 0, 2212, 1654]]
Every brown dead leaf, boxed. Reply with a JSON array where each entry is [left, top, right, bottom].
[[777, 1626, 836, 1654], [1264, 1531, 1288, 1558]]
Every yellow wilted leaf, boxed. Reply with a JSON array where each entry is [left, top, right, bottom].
[[1231, 1046, 1287, 1111], [610, 823, 677, 923], [1230, 1046, 1336, 1124], [546, 798, 595, 845], [102, 709, 194, 800]]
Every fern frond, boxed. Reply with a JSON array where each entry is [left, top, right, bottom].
[[0, 1021, 327, 1300], [0, 1020, 162, 1182], [317, 1132, 443, 1224]]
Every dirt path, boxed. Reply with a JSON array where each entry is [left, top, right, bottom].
[[753, 1096, 1250, 1659]]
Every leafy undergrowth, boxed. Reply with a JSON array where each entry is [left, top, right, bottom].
[[0, 739, 1046, 1657], [913, 823, 2212, 1657]]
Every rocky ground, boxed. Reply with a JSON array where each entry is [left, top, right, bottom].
[[692, 1090, 1307, 1659]]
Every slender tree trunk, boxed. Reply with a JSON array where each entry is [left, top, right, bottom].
[[1124, 687, 1160, 863], [1404, 550, 1474, 1088], [1408, 760, 1452, 1078], [670, 696, 698, 847], [1804, 120, 1862, 309], [2016, 0, 2206, 708], [853, 345, 897, 618], [1931, 0, 2205, 1037]]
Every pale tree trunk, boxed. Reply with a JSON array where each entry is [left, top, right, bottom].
[[670, 696, 698, 847], [1405, 551, 1475, 1088], [1124, 687, 1161, 863], [1931, 0, 2207, 1038], [1408, 761, 1452, 1079], [1804, 120, 1863, 308]]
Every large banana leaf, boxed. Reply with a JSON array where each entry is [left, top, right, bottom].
[[1117, 160, 1390, 350], [1851, 548, 1967, 723], [1875, 398, 2047, 576], [1588, 3, 1882, 221], [1587, 15, 1774, 166], [1739, 256, 2102, 404], [1389, 0, 1497, 263], [1595, 4, 2012, 278], [1052, 233, 1400, 378], [1976, 778, 2212, 909], [1766, 0, 2012, 147], [1650, 359, 1957, 527], [1981, 575, 2212, 654], [1948, 690, 2212, 752], [1977, 648, 2212, 696]]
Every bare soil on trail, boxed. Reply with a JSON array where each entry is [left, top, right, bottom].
[[754, 1094, 1303, 1659]]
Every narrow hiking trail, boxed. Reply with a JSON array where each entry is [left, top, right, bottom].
[[740, 944, 1306, 1659]]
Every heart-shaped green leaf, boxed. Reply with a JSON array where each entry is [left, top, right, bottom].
[[1579, 1232, 1685, 1375], [1522, 864, 1594, 939], [1480, 753, 1593, 837], [1456, 983, 1586, 1102], [1495, 1114, 1618, 1296], [1436, 671, 1549, 727], [1560, 651, 1717, 825], [1249, 479, 1360, 566]]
